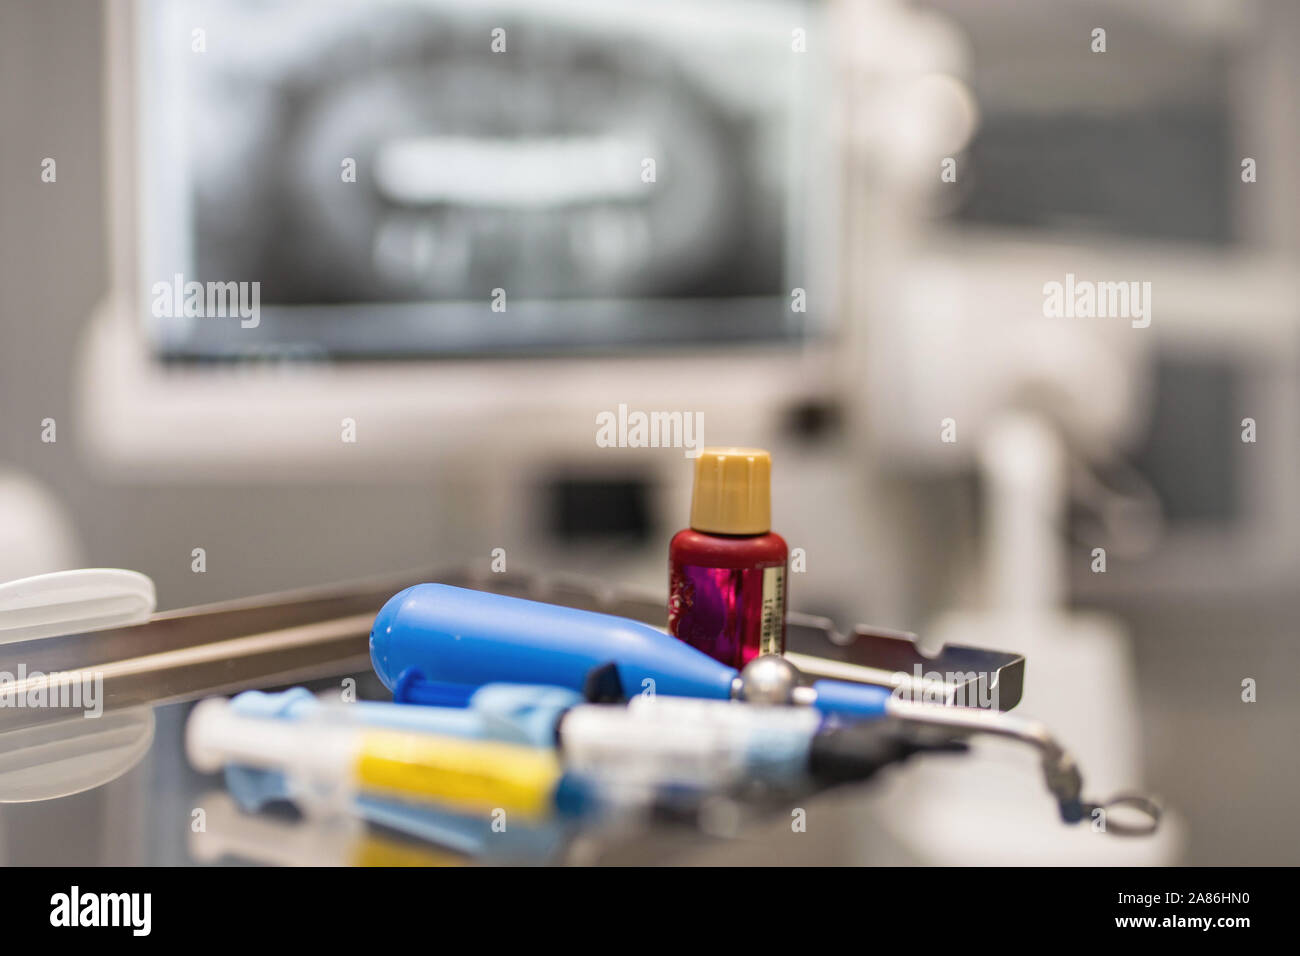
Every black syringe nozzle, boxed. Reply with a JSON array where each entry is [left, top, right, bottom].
[[808, 717, 969, 786]]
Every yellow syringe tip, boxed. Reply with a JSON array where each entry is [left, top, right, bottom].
[[356, 730, 562, 819]]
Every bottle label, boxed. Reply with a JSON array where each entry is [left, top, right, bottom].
[[760, 565, 785, 657], [668, 560, 787, 670]]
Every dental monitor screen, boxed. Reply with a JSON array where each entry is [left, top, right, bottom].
[[137, 0, 817, 360]]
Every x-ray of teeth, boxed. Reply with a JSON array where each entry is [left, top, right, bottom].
[[159, 0, 795, 357]]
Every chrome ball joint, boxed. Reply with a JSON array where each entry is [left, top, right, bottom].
[[732, 654, 816, 706]]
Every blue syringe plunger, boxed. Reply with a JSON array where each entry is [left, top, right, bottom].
[[370, 584, 893, 721], [371, 584, 739, 702]]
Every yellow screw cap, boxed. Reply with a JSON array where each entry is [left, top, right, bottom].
[[689, 447, 772, 535]]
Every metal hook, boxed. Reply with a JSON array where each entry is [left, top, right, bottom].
[[887, 699, 1161, 836], [1083, 793, 1163, 837]]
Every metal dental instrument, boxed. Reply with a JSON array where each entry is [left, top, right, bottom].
[[887, 698, 1162, 836], [0, 568, 1022, 732], [721, 656, 1159, 836], [369, 585, 1159, 836]]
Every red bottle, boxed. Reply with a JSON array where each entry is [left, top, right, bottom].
[[668, 448, 787, 669]]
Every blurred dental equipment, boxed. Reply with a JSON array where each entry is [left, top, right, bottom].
[[835, 0, 1179, 860], [371, 583, 1159, 831], [186, 696, 578, 821], [189, 674, 1159, 852], [370, 583, 898, 721]]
